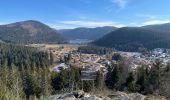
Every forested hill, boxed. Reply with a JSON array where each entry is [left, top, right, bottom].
[[0, 43, 53, 68], [92, 27, 170, 51], [58, 26, 117, 40], [142, 23, 170, 33], [0, 20, 67, 44]]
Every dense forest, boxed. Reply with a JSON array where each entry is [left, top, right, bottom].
[[0, 43, 52, 68], [77, 45, 114, 55], [0, 20, 67, 44], [93, 27, 170, 51]]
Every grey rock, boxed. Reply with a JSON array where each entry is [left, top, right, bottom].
[[82, 96, 102, 100], [72, 90, 85, 98], [128, 93, 145, 100], [108, 92, 145, 100], [45, 91, 146, 100]]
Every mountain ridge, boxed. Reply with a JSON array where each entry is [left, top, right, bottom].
[[58, 26, 117, 40], [92, 26, 170, 51], [0, 20, 67, 44], [142, 23, 170, 33]]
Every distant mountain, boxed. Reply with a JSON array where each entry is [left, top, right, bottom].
[[142, 23, 170, 33], [58, 26, 117, 40], [93, 27, 170, 51], [0, 20, 67, 44]]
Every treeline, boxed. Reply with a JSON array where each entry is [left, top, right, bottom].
[[77, 45, 114, 55], [105, 59, 170, 96], [0, 66, 51, 99], [50, 67, 102, 92], [0, 65, 103, 99], [0, 43, 52, 68]]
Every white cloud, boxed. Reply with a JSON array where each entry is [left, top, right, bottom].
[[129, 22, 139, 26], [59, 20, 125, 28], [142, 19, 170, 25], [110, 0, 128, 8], [50, 24, 77, 29], [0, 22, 8, 25], [51, 19, 170, 29]]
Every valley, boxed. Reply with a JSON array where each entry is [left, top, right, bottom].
[[1, 20, 170, 100]]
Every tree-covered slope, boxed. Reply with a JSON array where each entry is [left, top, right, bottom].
[[92, 27, 170, 51], [58, 26, 117, 40], [0, 43, 52, 68], [0, 20, 67, 44], [142, 23, 170, 33]]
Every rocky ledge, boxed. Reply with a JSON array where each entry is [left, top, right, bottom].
[[45, 90, 155, 100]]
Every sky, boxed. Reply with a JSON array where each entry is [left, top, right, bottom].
[[0, 0, 170, 29]]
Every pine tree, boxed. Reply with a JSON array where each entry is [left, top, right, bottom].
[[126, 72, 140, 92], [149, 60, 163, 94]]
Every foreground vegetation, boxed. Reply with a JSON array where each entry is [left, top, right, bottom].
[[105, 59, 170, 96], [1, 59, 170, 100]]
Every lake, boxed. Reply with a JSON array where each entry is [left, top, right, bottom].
[[69, 39, 92, 44]]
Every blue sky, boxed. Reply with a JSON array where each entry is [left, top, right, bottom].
[[0, 0, 170, 29]]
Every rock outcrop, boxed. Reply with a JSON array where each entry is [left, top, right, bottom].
[[108, 92, 145, 100], [46, 90, 168, 100]]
